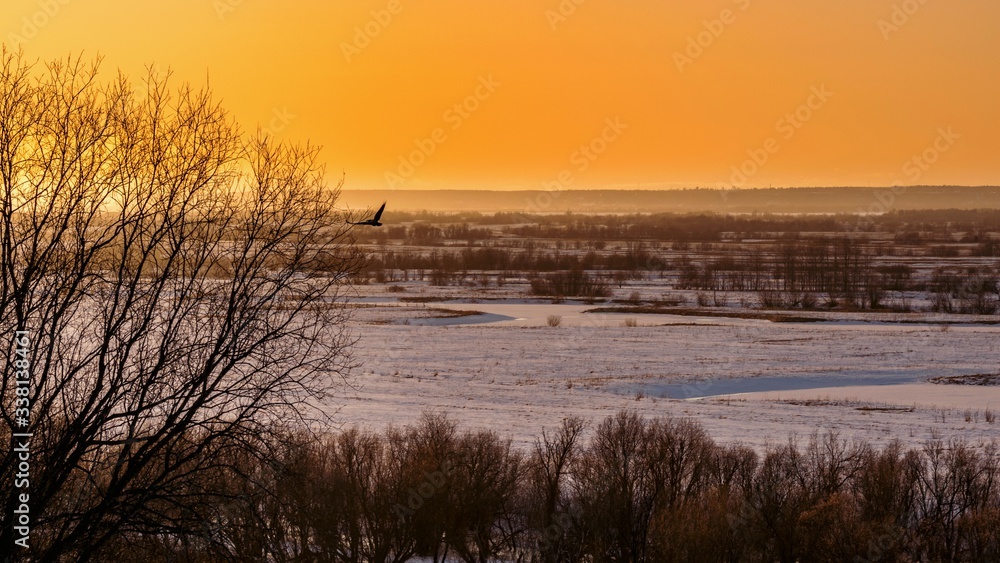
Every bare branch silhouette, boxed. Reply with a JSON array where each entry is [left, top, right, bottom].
[[0, 50, 361, 559]]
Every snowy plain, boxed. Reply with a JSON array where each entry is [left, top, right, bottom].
[[333, 285, 1000, 452]]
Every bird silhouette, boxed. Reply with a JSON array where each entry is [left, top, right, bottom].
[[352, 202, 386, 227]]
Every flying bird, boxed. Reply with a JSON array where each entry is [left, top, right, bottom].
[[352, 202, 386, 227]]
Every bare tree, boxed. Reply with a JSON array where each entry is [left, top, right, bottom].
[[573, 411, 661, 563], [445, 429, 524, 563], [527, 416, 585, 563], [0, 50, 362, 560]]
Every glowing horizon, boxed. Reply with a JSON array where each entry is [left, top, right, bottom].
[[3, 0, 998, 191]]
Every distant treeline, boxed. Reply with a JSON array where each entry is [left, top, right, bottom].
[[355, 239, 998, 313], [364, 243, 661, 278], [354, 209, 1000, 245], [347, 210, 1000, 311], [80, 411, 1000, 562], [339, 186, 1000, 214], [673, 239, 999, 313]]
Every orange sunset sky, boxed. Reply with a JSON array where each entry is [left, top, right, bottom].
[[3, 0, 998, 190]]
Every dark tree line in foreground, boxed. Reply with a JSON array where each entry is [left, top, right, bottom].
[[38, 411, 996, 563]]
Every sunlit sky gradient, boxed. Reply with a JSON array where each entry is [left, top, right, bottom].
[[3, 0, 998, 190]]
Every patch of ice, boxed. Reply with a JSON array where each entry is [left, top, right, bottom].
[[405, 313, 518, 326]]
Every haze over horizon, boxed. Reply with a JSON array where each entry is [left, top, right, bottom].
[[5, 0, 997, 191]]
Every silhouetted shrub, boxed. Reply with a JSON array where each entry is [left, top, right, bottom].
[[530, 269, 610, 298]]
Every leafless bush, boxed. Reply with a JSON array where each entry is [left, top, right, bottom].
[[957, 274, 999, 314], [757, 290, 786, 308], [800, 291, 819, 309], [866, 282, 888, 309], [430, 268, 456, 286], [712, 291, 730, 307], [530, 269, 610, 299]]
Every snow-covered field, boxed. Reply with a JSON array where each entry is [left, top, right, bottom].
[[332, 285, 1000, 451]]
